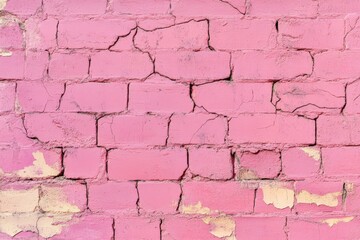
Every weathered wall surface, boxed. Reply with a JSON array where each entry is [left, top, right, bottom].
[[1, 0, 360, 239]]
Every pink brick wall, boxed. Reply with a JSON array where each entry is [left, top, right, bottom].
[[0, 0, 360, 239]]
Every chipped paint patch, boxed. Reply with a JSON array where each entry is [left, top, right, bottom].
[[0, 187, 39, 212], [238, 168, 258, 180], [301, 147, 320, 161], [180, 201, 213, 215], [0, 49, 12, 57], [261, 185, 295, 209], [0, 0, 6, 10], [296, 190, 341, 207], [40, 187, 80, 213], [37, 215, 74, 238], [321, 217, 354, 227], [0, 213, 38, 237], [345, 182, 354, 192], [202, 215, 237, 240]]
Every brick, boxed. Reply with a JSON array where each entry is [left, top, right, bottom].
[[232, 51, 312, 80], [44, 0, 107, 15], [138, 182, 180, 213], [344, 80, 360, 113], [0, 51, 24, 79], [314, 51, 360, 79], [181, 182, 254, 214], [91, 51, 153, 79], [128, 75, 193, 113], [274, 82, 345, 115], [210, 19, 276, 50], [236, 151, 281, 179], [116, 218, 160, 240], [108, 148, 187, 180], [98, 115, 168, 147], [189, 148, 233, 180], [60, 83, 127, 112], [0, 148, 62, 179], [0, 21, 23, 49], [3, 0, 42, 15], [25, 18, 58, 50], [345, 16, 360, 49], [24, 113, 96, 147], [0, 183, 38, 212], [279, 19, 344, 49], [282, 147, 321, 179], [193, 82, 274, 115], [0, 82, 15, 113], [39, 183, 86, 213], [135, 20, 208, 51], [113, 0, 170, 14], [58, 19, 135, 49], [169, 113, 227, 145], [318, 115, 360, 145], [155, 51, 230, 82], [16, 82, 64, 113], [323, 147, 360, 176], [249, 0, 317, 17], [171, 0, 242, 17], [0, 115, 33, 147], [235, 217, 286, 240], [49, 53, 89, 80], [64, 148, 106, 179], [229, 114, 315, 144], [345, 182, 360, 212], [88, 182, 137, 212], [319, 0, 360, 14], [24, 51, 48, 79]]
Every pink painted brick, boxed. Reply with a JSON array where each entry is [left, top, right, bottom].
[[24, 51, 48, 80], [128, 75, 193, 113], [235, 217, 287, 240], [155, 51, 230, 82], [282, 147, 321, 179], [169, 113, 227, 145], [0, 115, 33, 147], [58, 19, 135, 49], [0, 22, 23, 49], [314, 51, 360, 79], [113, 0, 170, 14], [279, 19, 344, 49], [138, 182, 180, 213], [344, 80, 360, 113], [49, 53, 89, 80], [249, 0, 317, 17], [345, 16, 360, 49], [44, 0, 107, 15], [189, 148, 233, 180], [318, 115, 360, 145], [232, 51, 312, 80], [323, 147, 360, 176], [88, 182, 137, 212], [60, 83, 127, 112], [135, 20, 208, 51], [40, 183, 87, 212], [274, 82, 345, 115], [171, 0, 241, 17], [138, 18, 175, 31], [16, 82, 64, 113], [24, 113, 96, 147], [236, 151, 281, 179], [193, 82, 274, 115], [98, 115, 168, 147], [25, 18, 58, 50], [0, 82, 15, 113], [64, 148, 106, 179], [182, 181, 255, 213], [91, 51, 153, 79], [4, 0, 42, 15], [108, 148, 187, 180], [210, 19, 277, 50], [319, 0, 360, 14], [345, 182, 360, 212], [0, 51, 24, 80], [116, 217, 160, 240], [229, 114, 315, 144], [109, 29, 136, 51]]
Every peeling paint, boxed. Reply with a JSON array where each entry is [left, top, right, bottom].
[[202, 215, 237, 240], [0, 213, 38, 237], [321, 217, 354, 227], [301, 147, 320, 161], [238, 168, 258, 180], [40, 188, 80, 213], [180, 201, 213, 215], [0, 49, 12, 57], [37, 215, 74, 238], [0, 188, 38, 212], [296, 190, 341, 207], [0, 0, 6, 11], [261, 185, 295, 209]]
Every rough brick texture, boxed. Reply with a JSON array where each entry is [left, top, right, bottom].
[[0, 0, 359, 239]]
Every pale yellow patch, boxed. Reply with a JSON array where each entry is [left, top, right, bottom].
[[0, 0, 6, 10], [37, 215, 74, 238], [39, 187, 80, 213], [301, 147, 321, 161], [0, 187, 39, 212], [202, 215, 237, 240], [16, 151, 60, 178], [0, 49, 12, 57], [0, 213, 39, 237], [261, 185, 295, 209], [321, 217, 354, 227], [296, 190, 341, 207], [0, 15, 18, 26], [345, 182, 354, 192], [238, 169, 258, 180], [180, 201, 213, 215]]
